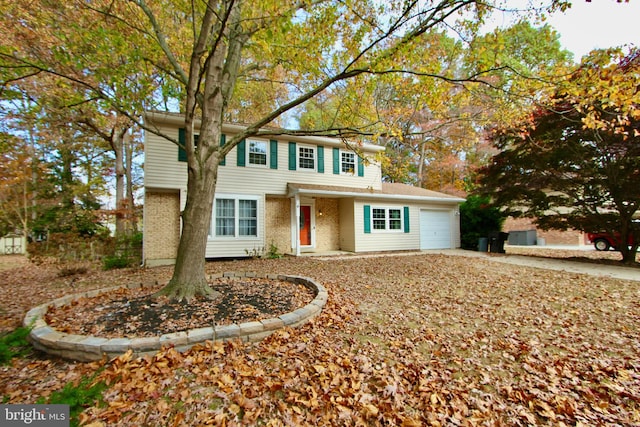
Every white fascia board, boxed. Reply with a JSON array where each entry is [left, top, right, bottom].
[[289, 187, 465, 204]]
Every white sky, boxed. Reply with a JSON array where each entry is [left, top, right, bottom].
[[543, 1, 640, 61]]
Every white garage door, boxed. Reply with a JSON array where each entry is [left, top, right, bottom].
[[420, 210, 452, 250]]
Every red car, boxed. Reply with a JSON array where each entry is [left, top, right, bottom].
[[587, 231, 636, 251]]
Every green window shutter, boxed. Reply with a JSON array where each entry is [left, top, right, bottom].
[[317, 146, 324, 173], [288, 142, 296, 170], [364, 205, 371, 234], [270, 140, 278, 169], [404, 206, 410, 233], [237, 139, 246, 167], [357, 156, 364, 177], [220, 134, 226, 166], [178, 128, 187, 162], [333, 148, 340, 174]]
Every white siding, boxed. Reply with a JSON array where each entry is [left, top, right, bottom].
[[144, 131, 188, 190], [144, 126, 384, 195], [354, 201, 460, 253], [339, 199, 355, 251], [354, 201, 420, 252]]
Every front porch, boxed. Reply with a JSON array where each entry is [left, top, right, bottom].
[[265, 196, 344, 256]]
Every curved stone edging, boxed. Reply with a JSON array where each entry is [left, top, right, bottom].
[[23, 272, 327, 362]]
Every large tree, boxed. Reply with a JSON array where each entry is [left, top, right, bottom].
[[1, 0, 570, 299], [477, 48, 640, 264]]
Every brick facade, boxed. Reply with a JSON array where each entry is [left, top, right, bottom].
[[144, 191, 180, 264], [315, 198, 340, 251], [264, 198, 292, 254], [264, 197, 341, 254], [503, 217, 587, 246]]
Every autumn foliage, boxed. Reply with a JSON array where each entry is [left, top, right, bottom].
[[477, 48, 640, 264]]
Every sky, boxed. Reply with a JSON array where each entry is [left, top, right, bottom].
[[536, 1, 639, 60]]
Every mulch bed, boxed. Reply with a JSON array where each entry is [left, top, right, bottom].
[[45, 277, 315, 338]]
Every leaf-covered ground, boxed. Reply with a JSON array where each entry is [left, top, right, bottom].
[[1, 252, 639, 426]]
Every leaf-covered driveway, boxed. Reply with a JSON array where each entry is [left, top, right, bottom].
[[2, 254, 639, 425]]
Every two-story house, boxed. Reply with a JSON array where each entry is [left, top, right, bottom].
[[143, 111, 464, 266]]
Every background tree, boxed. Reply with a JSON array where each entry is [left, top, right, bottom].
[[0, 1, 146, 241], [1, 84, 112, 241], [477, 48, 640, 264], [75, 109, 140, 236], [0, 131, 32, 238], [297, 21, 574, 195]]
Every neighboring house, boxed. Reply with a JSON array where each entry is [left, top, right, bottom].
[[143, 111, 464, 266], [503, 217, 587, 246]]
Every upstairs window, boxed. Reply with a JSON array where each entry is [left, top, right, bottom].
[[341, 151, 356, 174], [298, 145, 316, 170], [248, 140, 267, 166]]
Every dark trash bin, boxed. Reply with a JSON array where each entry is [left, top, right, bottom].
[[488, 231, 509, 253], [478, 237, 489, 252]]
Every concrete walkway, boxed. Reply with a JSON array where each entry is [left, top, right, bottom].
[[425, 249, 639, 282], [309, 249, 640, 282]]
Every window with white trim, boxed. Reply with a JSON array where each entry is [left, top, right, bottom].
[[238, 199, 257, 236], [215, 199, 235, 236], [298, 145, 316, 170], [213, 196, 258, 238], [341, 150, 355, 174], [248, 140, 267, 166], [372, 207, 403, 231]]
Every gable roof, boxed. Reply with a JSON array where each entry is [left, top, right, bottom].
[[287, 182, 465, 204], [144, 110, 385, 154]]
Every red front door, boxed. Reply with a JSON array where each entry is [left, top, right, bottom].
[[300, 205, 311, 246]]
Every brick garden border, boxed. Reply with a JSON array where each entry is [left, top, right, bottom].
[[23, 272, 327, 362]]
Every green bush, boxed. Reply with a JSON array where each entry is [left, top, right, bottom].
[[37, 373, 107, 427], [102, 255, 131, 270], [245, 242, 283, 259], [266, 242, 283, 259], [102, 232, 142, 270], [460, 195, 506, 250], [0, 326, 32, 364]]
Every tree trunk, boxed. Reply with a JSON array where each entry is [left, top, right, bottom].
[[154, 141, 223, 301], [155, 0, 244, 301], [59, 145, 75, 209], [113, 128, 126, 236], [124, 131, 137, 232], [417, 138, 427, 188], [619, 240, 638, 265]]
